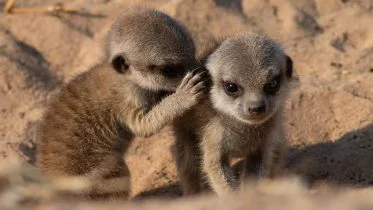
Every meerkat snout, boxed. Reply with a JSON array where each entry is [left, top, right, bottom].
[[238, 93, 271, 124], [246, 98, 266, 114]]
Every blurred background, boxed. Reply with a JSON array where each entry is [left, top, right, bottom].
[[0, 0, 372, 207]]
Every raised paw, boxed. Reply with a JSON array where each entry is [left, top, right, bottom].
[[176, 70, 210, 105]]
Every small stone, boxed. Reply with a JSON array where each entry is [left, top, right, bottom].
[[330, 62, 343, 69], [19, 112, 25, 119]]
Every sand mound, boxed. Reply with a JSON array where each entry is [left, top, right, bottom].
[[0, 0, 372, 209]]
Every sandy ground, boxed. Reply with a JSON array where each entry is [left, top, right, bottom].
[[0, 0, 373, 209]]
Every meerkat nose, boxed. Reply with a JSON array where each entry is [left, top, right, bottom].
[[248, 101, 266, 114]]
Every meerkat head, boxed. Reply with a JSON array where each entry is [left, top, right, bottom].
[[206, 33, 293, 125], [107, 7, 197, 91]]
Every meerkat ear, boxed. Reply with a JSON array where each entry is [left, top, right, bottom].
[[285, 55, 293, 79], [111, 54, 129, 74]]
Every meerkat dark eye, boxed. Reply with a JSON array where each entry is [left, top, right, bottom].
[[160, 65, 184, 78], [223, 82, 241, 96], [264, 77, 281, 95]]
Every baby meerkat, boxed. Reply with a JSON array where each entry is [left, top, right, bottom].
[[174, 33, 293, 196], [37, 7, 207, 199]]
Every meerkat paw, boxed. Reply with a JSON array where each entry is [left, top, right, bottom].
[[175, 70, 209, 106]]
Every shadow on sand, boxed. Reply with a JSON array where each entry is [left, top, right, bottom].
[[133, 124, 373, 198], [286, 123, 373, 187], [19, 124, 373, 199]]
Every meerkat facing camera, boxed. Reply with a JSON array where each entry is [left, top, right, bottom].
[[37, 7, 208, 200], [174, 33, 293, 196]]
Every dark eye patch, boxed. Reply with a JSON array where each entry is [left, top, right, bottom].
[[158, 64, 186, 78], [112, 55, 129, 74], [264, 75, 281, 95]]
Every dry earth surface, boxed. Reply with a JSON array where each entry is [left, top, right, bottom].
[[0, 0, 373, 209]]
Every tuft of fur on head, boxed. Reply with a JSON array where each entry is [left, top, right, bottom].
[[206, 32, 293, 124], [106, 6, 197, 91]]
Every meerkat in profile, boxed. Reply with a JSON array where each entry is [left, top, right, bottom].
[[174, 33, 293, 196], [37, 7, 207, 199]]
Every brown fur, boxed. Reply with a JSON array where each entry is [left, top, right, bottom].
[[173, 39, 220, 195], [37, 7, 207, 200], [174, 33, 293, 196]]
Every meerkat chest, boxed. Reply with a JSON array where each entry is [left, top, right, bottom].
[[223, 126, 266, 158]]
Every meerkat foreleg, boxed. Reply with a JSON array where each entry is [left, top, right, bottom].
[[201, 121, 237, 196], [259, 133, 286, 179], [124, 71, 207, 137], [202, 149, 235, 195]]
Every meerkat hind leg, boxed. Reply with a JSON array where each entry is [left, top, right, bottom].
[[86, 154, 130, 199], [174, 124, 202, 195]]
